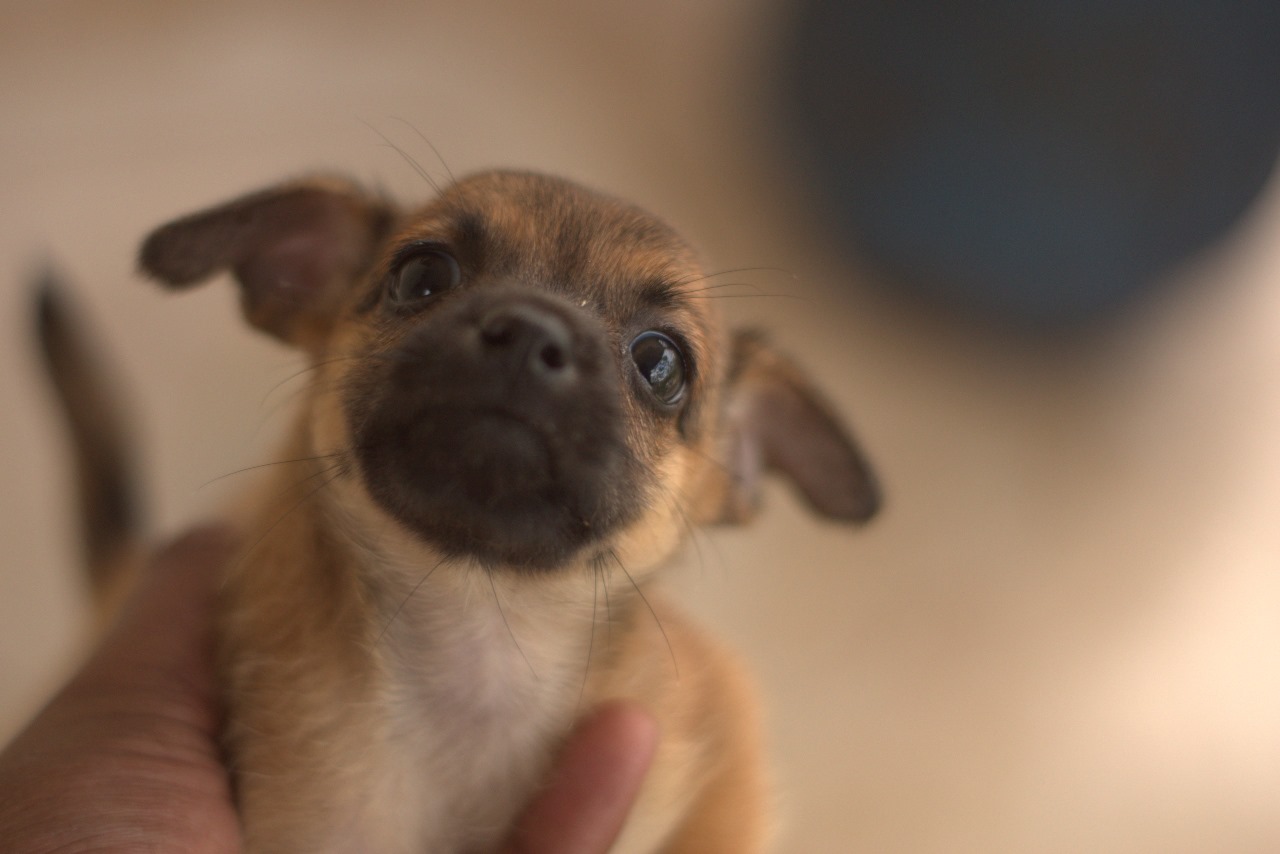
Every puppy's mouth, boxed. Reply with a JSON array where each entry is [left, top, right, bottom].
[[383, 408, 558, 507], [349, 290, 642, 570]]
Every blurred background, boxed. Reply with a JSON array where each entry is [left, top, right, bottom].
[[3, 2, 1280, 851]]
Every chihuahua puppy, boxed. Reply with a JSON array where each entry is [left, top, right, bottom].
[[42, 170, 879, 853]]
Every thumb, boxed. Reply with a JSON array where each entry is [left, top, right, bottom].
[[68, 525, 236, 728], [501, 701, 659, 854]]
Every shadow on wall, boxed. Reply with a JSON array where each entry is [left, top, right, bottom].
[[779, 0, 1280, 328]]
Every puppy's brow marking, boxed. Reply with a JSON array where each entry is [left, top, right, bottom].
[[639, 278, 685, 310], [451, 212, 489, 255]]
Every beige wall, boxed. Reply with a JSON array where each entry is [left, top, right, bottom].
[[2, 2, 1279, 851]]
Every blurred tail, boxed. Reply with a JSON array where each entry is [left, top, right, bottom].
[[35, 270, 142, 601]]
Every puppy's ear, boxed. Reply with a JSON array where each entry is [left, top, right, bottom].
[[702, 330, 880, 525], [139, 177, 396, 349]]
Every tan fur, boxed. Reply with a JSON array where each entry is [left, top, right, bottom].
[[216, 348, 765, 852], [49, 170, 878, 852], [208, 425, 768, 853]]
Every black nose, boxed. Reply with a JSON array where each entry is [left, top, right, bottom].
[[478, 303, 577, 387]]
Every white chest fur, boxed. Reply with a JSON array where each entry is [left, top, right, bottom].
[[228, 488, 646, 853], [356, 566, 601, 854]]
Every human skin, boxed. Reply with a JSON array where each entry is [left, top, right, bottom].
[[0, 528, 658, 854]]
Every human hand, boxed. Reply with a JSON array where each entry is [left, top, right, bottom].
[[500, 701, 658, 854], [0, 528, 657, 853]]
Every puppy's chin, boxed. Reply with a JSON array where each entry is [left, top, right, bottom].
[[355, 403, 635, 570], [348, 290, 645, 571]]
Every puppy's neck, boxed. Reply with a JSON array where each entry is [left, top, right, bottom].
[[374, 558, 600, 717], [222, 443, 639, 853], [285, 449, 626, 715]]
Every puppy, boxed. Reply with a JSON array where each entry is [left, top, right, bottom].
[[41, 170, 880, 853]]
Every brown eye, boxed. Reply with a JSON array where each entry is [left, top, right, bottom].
[[630, 331, 686, 405], [390, 249, 461, 305]]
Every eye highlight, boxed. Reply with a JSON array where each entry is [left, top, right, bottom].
[[389, 248, 461, 305], [630, 331, 687, 405]]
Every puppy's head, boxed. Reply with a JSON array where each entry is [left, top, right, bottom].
[[141, 171, 879, 573]]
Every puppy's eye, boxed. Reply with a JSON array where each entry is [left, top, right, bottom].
[[630, 332, 686, 405], [389, 249, 461, 304]]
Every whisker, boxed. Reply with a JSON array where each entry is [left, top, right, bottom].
[[578, 560, 599, 708], [689, 508, 726, 577], [606, 548, 678, 679], [262, 460, 345, 505], [259, 356, 359, 409], [360, 119, 442, 194], [683, 290, 813, 303], [250, 375, 345, 440], [486, 568, 537, 679], [249, 359, 362, 440], [680, 281, 767, 296], [238, 463, 345, 566], [375, 556, 448, 646], [389, 117, 457, 186], [682, 443, 735, 480], [268, 366, 357, 413], [601, 557, 613, 649], [259, 375, 332, 420], [259, 364, 323, 409], [652, 479, 725, 579], [669, 266, 798, 290], [198, 453, 344, 490]]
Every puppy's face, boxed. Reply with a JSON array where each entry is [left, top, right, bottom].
[[330, 172, 723, 570], [142, 171, 878, 576]]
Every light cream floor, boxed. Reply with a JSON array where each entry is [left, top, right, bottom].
[[3, 3, 1279, 851]]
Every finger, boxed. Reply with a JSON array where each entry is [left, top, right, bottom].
[[64, 525, 237, 733], [0, 526, 242, 853], [501, 701, 659, 854], [98, 526, 235, 667]]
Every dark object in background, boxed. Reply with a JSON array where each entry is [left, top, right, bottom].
[[782, 0, 1280, 327]]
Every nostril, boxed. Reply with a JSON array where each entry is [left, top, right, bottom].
[[480, 315, 516, 347], [539, 342, 567, 371], [478, 302, 577, 384]]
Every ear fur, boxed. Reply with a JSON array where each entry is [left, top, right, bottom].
[[702, 330, 881, 525], [139, 177, 396, 349]]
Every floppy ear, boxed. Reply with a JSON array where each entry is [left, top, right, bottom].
[[703, 330, 881, 525], [139, 177, 396, 349]]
